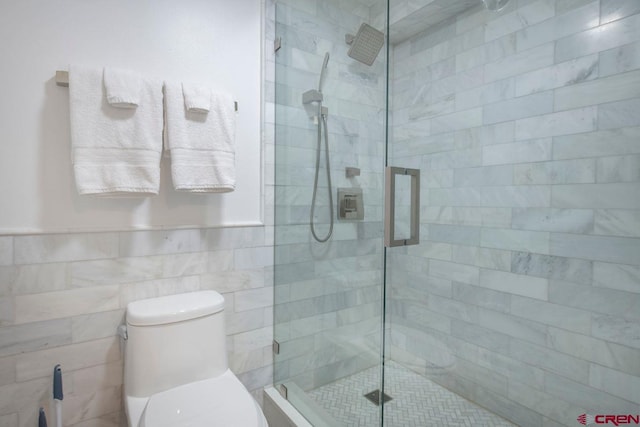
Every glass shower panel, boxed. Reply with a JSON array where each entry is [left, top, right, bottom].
[[273, 0, 388, 425], [385, 0, 640, 426]]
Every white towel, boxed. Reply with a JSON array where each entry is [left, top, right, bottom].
[[182, 83, 211, 113], [164, 82, 236, 193], [69, 65, 163, 196], [103, 67, 141, 108]]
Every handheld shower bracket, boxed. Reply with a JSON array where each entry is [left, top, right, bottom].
[[302, 89, 323, 104]]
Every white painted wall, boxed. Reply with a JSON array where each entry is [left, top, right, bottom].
[[0, 0, 262, 233]]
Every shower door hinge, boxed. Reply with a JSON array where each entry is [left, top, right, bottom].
[[274, 37, 282, 52], [273, 339, 280, 355], [279, 384, 288, 400]]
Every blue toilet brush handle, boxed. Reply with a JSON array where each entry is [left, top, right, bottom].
[[53, 365, 63, 400], [38, 408, 48, 427]]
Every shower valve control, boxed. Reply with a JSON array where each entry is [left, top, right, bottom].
[[338, 188, 364, 220]]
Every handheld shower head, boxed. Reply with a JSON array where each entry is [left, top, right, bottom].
[[346, 23, 385, 66], [318, 52, 330, 92]]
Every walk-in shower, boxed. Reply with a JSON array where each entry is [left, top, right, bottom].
[[274, 0, 640, 425]]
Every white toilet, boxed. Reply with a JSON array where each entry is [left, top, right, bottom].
[[123, 291, 268, 427]]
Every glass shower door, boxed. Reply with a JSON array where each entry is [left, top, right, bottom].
[[272, 0, 389, 425]]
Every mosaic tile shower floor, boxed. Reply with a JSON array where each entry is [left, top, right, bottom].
[[308, 361, 515, 426]]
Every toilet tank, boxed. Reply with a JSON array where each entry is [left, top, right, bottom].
[[124, 291, 228, 398]]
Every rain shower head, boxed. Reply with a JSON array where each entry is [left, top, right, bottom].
[[346, 23, 385, 66]]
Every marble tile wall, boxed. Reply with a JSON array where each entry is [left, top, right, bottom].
[[270, 0, 387, 393], [388, 1, 640, 426], [0, 227, 274, 427]]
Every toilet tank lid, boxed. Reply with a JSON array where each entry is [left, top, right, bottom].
[[126, 291, 225, 326]]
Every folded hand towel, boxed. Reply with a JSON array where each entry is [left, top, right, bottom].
[[164, 82, 236, 192], [182, 83, 211, 113], [103, 67, 141, 108], [69, 65, 163, 196]]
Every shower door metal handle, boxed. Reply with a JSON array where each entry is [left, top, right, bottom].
[[385, 167, 420, 247]]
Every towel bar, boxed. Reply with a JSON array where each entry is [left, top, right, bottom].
[[55, 70, 238, 112]]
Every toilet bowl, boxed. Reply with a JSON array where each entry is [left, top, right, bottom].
[[123, 291, 268, 427]]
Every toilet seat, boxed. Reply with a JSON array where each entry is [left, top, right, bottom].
[[139, 369, 268, 427]]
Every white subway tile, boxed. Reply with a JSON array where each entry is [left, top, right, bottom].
[[11, 263, 67, 295], [553, 126, 640, 160], [0, 319, 72, 357], [234, 246, 274, 270], [429, 259, 479, 285], [0, 414, 17, 427], [161, 252, 210, 279], [589, 363, 640, 404], [511, 340, 589, 383], [512, 296, 591, 334], [64, 385, 121, 425], [555, 69, 640, 111], [14, 286, 119, 324], [430, 186, 550, 208], [512, 208, 594, 233], [550, 233, 640, 265], [599, 98, 640, 129], [118, 229, 203, 257], [423, 206, 512, 228], [0, 297, 13, 326], [428, 224, 481, 246], [0, 356, 15, 387], [200, 270, 265, 294], [0, 377, 49, 415], [516, 1, 599, 52], [430, 108, 483, 134], [545, 372, 638, 412], [552, 183, 640, 209], [593, 262, 640, 294], [515, 54, 599, 96], [482, 138, 552, 165], [234, 286, 273, 312], [477, 307, 547, 346], [556, 14, 640, 62], [596, 154, 640, 183], [454, 165, 513, 187], [600, 41, 640, 77], [594, 209, 640, 238], [456, 78, 515, 110], [547, 326, 640, 375], [456, 35, 516, 72], [14, 233, 118, 265], [550, 279, 640, 321], [514, 107, 597, 140], [70, 361, 122, 396], [232, 326, 273, 354], [479, 269, 549, 300], [592, 315, 640, 350], [70, 257, 162, 287], [483, 92, 554, 125], [481, 228, 550, 254], [600, 0, 640, 25], [514, 159, 596, 184], [485, 0, 555, 42], [71, 309, 125, 343], [485, 43, 555, 83], [0, 237, 12, 266], [207, 250, 234, 272], [15, 337, 119, 382]]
